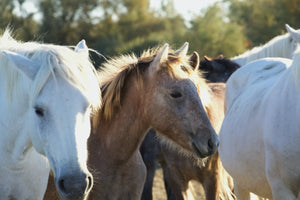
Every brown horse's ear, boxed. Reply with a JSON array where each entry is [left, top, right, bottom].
[[150, 43, 169, 73], [189, 51, 200, 71], [175, 42, 189, 57]]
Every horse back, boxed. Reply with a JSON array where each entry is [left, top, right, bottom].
[[225, 57, 291, 110]]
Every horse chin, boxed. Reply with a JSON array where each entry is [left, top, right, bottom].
[[56, 188, 90, 200]]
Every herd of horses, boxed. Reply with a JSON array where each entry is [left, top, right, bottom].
[[0, 24, 299, 200]]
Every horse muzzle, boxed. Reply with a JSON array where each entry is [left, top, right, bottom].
[[55, 171, 93, 200], [191, 134, 219, 158]]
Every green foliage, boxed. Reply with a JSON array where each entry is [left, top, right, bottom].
[[186, 4, 246, 58], [226, 0, 300, 47], [0, 0, 299, 61], [0, 0, 38, 41]]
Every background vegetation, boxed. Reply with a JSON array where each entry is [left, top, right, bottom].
[[1, 0, 299, 66]]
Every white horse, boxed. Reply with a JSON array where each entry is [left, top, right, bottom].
[[0, 30, 101, 200], [219, 43, 300, 199], [232, 24, 300, 66]]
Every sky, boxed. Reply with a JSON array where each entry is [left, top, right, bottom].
[[21, 0, 222, 22]]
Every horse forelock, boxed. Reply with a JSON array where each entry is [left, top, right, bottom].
[[0, 31, 101, 110], [97, 46, 208, 121]]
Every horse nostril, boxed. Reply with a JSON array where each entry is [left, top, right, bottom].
[[58, 178, 66, 193], [86, 174, 93, 192], [208, 138, 218, 151]]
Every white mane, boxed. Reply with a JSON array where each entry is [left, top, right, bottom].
[[232, 32, 292, 65], [0, 29, 101, 110]]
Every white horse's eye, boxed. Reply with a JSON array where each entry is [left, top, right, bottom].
[[34, 107, 44, 117]]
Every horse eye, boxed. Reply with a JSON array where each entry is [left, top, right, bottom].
[[34, 107, 44, 117], [170, 91, 182, 98]]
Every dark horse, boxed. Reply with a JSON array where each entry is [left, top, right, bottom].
[[140, 55, 240, 200]]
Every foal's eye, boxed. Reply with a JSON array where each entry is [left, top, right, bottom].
[[34, 107, 44, 117], [170, 91, 182, 98]]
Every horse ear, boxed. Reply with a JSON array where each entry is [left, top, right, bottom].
[[286, 24, 300, 43], [1, 50, 38, 80], [150, 43, 169, 73], [189, 51, 200, 71], [175, 42, 189, 56], [204, 56, 211, 62], [75, 39, 89, 58]]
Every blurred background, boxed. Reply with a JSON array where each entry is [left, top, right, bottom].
[[1, 0, 299, 66]]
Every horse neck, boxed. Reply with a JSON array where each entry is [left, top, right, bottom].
[[89, 78, 149, 166], [206, 83, 225, 133], [233, 36, 289, 65]]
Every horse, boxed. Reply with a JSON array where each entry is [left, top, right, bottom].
[[0, 30, 101, 200], [199, 55, 241, 82], [44, 43, 219, 199], [232, 24, 300, 66], [140, 55, 240, 200], [160, 82, 235, 200], [219, 43, 300, 199]]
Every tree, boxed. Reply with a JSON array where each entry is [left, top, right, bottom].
[[226, 0, 300, 47], [0, 0, 38, 41], [185, 3, 246, 58]]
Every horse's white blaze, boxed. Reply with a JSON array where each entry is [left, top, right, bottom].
[[219, 55, 300, 199], [0, 30, 101, 200]]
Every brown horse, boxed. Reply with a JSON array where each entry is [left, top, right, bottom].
[[44, 43, 219, 199], [141, 56, 240, 200], [159, 82, 234, 200], [156, 56, 239, 200]]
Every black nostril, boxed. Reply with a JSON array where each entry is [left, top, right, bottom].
[[86, 175, 93, 191], [216, 140, 220, 147], [58, 178, 66, 193], [208, 138, 215, 150]]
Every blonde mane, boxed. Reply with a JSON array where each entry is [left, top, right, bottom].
[[0, 29, 101, 110], [97, 47, 210, 120]]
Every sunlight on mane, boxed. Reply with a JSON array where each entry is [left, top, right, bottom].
[[0, 29, 101, 110]]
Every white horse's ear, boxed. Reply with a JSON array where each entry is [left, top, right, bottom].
[[150, 43, 169, 73], [75, 39, 89, 58], [175, 42, 189, 56], [286, 24, 300, 43], [1, 50, 39, 80]]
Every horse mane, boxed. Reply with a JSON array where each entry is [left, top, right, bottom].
[[232, 32, 291, 65], [97, 47, 210, 120], [0, 29, 101, 111]]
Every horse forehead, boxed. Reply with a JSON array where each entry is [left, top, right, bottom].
[[38, 75, 88, 106]]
